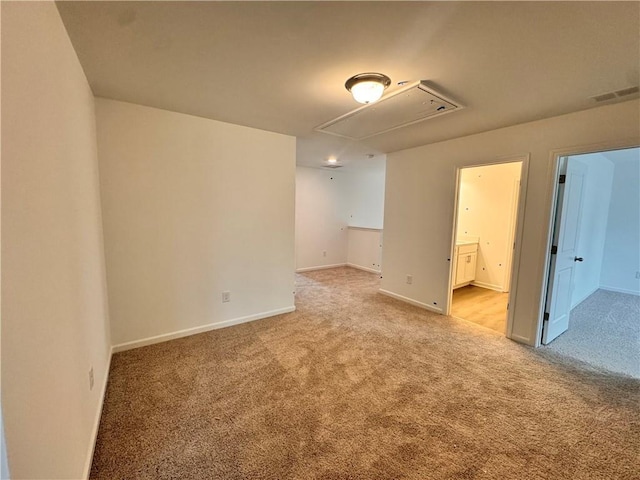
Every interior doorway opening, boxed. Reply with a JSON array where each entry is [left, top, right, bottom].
[[448, 160, 525, 335], [541, 146, 639, 377]]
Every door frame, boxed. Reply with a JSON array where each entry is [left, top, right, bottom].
[[537, 139, 640, 346], [446, 154, 530, 340]]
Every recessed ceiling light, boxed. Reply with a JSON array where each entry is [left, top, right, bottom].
[[345, 73, 391, 104]]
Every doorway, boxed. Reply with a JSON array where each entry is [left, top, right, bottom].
[[448, 160, 524, 335], [541, 146, 639, 377]]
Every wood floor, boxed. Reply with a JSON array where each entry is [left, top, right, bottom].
[[451, 285, 508, 334]]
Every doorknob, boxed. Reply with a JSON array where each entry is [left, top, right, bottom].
[[574, 256, 584, 262]]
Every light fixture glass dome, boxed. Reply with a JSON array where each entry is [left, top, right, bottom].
[[350, 81, 385, 104], [345, 73, 391, 104]]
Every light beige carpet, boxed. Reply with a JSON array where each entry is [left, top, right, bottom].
[[91, 267, 639, 479]]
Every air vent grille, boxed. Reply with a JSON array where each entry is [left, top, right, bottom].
[[316, 81, 463, 140], [591, 86, 639, 103], [592, 93, 616, 102], [615, 86, 639, 97]]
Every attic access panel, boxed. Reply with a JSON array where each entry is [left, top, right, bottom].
[[316, 81, 462, 140]]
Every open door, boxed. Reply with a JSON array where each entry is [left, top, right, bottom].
[[542, 158, 588, 344]]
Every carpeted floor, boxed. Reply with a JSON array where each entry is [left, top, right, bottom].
[[544, 289, 640, 379], [91, 267, 639, 479]]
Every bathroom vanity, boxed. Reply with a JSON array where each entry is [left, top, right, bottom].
[[452, 241, 478, 289]]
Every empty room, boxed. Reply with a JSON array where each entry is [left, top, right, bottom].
[[2, 2, 639, 479]]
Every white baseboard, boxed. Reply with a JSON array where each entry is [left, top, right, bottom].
[[378, 289, 443, 314], [83, 347, 112, 479], [599, 285, 640, 296], [347, 263, 381, 274], [112, 306, 296, 354], [296, 263, 347, 273], [471, 280, 505, 292]]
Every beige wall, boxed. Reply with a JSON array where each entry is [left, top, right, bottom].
[[295, 167, 349, 271], [601, 148, 640, 294], [1, 3, 111, 478], [567, 153, 614, 307], [295, 166, 386, 272], [96, 99, 296, 350], [347, 228, 382, 273], [344, 167, 386, 230], [382, 100, 640, 346]]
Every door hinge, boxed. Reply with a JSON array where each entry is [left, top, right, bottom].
[[543, 312, 550, 321], [559, 174, 566, 184], [551, 245, 558, 255], [507, 302, 509, 310]]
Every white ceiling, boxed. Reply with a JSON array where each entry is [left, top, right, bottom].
[[56, 1, 639, 171]]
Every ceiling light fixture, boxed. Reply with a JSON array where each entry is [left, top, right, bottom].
[[327, 157, 338, 164], [345, 73, 391, 104]]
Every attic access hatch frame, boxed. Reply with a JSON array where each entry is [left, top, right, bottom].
[[315, 81, 463, 140]]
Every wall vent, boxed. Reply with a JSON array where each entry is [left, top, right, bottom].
[[316, 81, 463, 140], [615, 86, 639, 97], [591, 86, 639, 103], [592, 92, 616, 102]]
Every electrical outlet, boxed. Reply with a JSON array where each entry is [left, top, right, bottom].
[[323, 250, 327, 257], [406, 275, 413, 285], [89, 367, 94, 391], [636, 271, 640, 279], [222, 291, 231, 303]]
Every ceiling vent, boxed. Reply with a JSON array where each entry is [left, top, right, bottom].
[[316, 81, 463, 140], [591, 86, 639, 103], [615, 86, 640, 97]]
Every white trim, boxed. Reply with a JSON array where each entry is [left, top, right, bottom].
[[347, 263, 381, 274], [378, 289, 443, 314], [112, 306, 296, 353], [295, 263, 346, 273], [502, 177, 521, 293], [83, 348, 112, 479], [471, 280, 505, 292], [600, 285, 640, 296], [506, 156, 530, 342]]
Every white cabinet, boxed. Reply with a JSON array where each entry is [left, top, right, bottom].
[[453, 243, 478, 289]]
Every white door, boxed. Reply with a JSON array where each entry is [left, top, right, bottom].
[[542, 159, 588, 344]]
